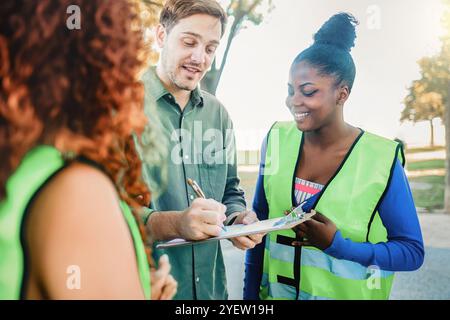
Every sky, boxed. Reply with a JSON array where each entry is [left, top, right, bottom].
[[214, 0, 446, 150]]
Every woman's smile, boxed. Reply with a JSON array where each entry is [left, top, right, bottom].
[[293, 111, 311, 121]]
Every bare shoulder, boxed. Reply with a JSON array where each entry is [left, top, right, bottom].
[[27, 162, 121, 233], [25, 162, 143, 299]]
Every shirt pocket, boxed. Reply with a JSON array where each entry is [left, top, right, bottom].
[[198, 148, 228, 202]]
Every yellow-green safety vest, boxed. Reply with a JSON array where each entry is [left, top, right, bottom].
[[260, 121, 404, 300], [0, 146, 151, 299]]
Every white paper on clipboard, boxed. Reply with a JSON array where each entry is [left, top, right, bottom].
[[156, 210, 316, 249]]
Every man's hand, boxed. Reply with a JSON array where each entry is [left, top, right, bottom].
[[292, 211, 337, 250], [229, 210, 265, 250], [151, 255, 178, 300], [176, 198, 227, 241]]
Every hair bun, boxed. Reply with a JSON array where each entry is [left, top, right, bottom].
[[313, 12, 359, 52]]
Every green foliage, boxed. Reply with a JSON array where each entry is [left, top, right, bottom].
[[406, 146, 445, 154], [224, 0, 275, 31], [136, 0, 164, 29], [407, 159, 445, 171], [402, 1, 450, 147], [410, 175, 444, 211], [401, 57, 449, 124], [402, 1, 450, 124]]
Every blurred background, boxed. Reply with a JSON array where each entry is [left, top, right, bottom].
[[141, 0, 450, 299]]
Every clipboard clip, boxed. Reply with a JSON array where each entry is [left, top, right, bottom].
[[283, 191, 320, 223], [285, 200, 308, 222]]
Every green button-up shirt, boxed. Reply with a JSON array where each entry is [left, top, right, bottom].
[[141, 67, 246, 300]]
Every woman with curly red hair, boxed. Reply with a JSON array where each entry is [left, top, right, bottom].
[[0, 0, 176, 299]]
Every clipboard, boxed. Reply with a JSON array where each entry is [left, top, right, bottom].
[[156, 210, 316, 249]]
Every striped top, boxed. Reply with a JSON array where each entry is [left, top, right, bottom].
[[294, 177, 324, 206]]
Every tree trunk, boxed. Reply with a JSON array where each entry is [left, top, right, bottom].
[[445, 87, 450, 213], [201, 14, 242, 95], [201, 68, 220, 95], [430, 119, 435, 147], [200, 1, 264, 95]]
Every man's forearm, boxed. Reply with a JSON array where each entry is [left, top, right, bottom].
[[146, 211, 182, 241]]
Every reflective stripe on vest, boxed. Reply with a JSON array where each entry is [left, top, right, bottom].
[[0, 146, 151, 299], [260, 121, 403, 300]]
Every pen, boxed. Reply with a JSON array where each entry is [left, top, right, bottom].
[[187, 178, 226, 231], [187, 178, 206, 198]]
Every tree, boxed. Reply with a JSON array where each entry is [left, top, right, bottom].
[[135, 0, 164, 28], [403, 0, 450, 212], [442, 0, 450, 213], [401, 62, 445, 147], [134, 0, 165, 64], [201, 0, 275, 95]]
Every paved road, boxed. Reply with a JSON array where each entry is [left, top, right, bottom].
[[222, 213, 450, 300]]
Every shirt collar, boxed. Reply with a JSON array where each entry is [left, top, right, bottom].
[[144, 66, 204, 108], [144, 66, 169, 101], [191, 86, 204, 108]]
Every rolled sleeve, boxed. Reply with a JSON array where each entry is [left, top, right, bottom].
[[140, 206, 155, 225], [222, 164, 247, 216]]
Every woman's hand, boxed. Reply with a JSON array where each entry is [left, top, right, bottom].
[[292, 211, 338, 251], [150, 255, 178, 300]]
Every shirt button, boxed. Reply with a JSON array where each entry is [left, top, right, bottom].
[[196, 277, 200, 283], [190, 195, 194, 200], [185, 155, 189, 160]]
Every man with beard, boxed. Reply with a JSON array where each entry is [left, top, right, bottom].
[[140, 0, 264, 300]]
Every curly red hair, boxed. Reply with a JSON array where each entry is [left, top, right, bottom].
[[0, 0, 155, 264]]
